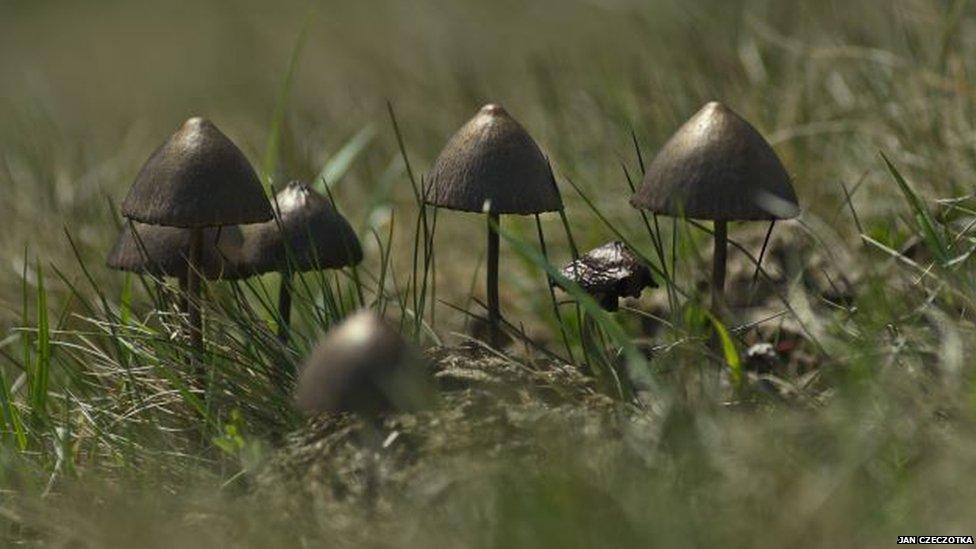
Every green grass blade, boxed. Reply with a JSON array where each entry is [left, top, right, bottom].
[[881, 152, 949, 264], [315, 125, 376, 190], [0, 334, 27, 450], [704, 310, 741, 389], [120, 273, 132, 326], [30, 261, 51, 419]]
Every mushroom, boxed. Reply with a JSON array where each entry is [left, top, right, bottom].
[[121, 117, 273, 355], [294, 310, 432, 416], [236, 181, 363, 341], [629, 102, 799, 308], [107, 221, 244, 281], [553, 241, 656, 312], [295, 310, 433, 507], [426, 104, 563, 345], [107, 222, 244, 315]]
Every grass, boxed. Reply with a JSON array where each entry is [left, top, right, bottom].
[[3, 0, 976, 546]]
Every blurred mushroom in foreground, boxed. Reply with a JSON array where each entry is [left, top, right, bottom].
[[426, 104, 563, 347], [629, 102, 799, 310], [553, 241, 655, 311], [237, 181, 363, 342], [295, 310, 433, 417]]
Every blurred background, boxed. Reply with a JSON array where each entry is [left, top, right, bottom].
[[5, 2, 976, 546], [1, 0, 973, 334]]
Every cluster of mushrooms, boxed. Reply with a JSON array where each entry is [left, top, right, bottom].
[[108, 101, 799, 416]]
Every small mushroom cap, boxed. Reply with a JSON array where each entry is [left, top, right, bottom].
[[295, 311, 433, 416], [122, 117, 273, 228], [630, 102, 799, 221], [106, 221, 244, 280], [237, 181, 363, 275], [426, 104, 563, 215], [554, 241, 656, 311]]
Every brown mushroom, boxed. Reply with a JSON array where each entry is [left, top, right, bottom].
[[629, 102, 799, 308], [121, 117, 273, 355], [426, 104, 563, 345], [237, 181, 363, 341], [107, 222, 243, 281], [294, 310, 432, 417], [107, 221, 244, 316]]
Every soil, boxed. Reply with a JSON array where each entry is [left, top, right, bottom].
[[255, 344, 629, 527]]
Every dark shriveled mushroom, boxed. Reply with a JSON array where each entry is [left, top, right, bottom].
[[426, 104, 563, 345], [629, 102, 799, 309], [237, 181, 362, 342], [553, 241, 656, 311], [121, 117, 273, 356]]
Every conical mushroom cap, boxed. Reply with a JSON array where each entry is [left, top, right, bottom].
[[426, 104, 563, 215], [106, 221, 244, 280], [295, 311, 433, 416], [630, 102, 799, 221], [122, 117, 273, 228], [237, 181, 363, 275]]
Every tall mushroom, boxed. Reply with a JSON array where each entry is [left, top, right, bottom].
[[294, 310, 432, 417], [121, 117, 273, 356], [629, 102, 799, 309], [426, 104, 563, 346], [236, 181, 363, 342]]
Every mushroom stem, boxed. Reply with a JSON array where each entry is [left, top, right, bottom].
[[277, 273, 292, 343], [187, 228, 204, 360], [486, 212, 501, 347], [711, 220, 728, 310], [177, 274, 189, 319]]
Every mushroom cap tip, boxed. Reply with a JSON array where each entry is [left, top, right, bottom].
[[479, 104, 507, 116], [183, 116, 208, 126]]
